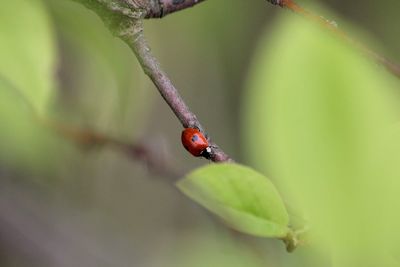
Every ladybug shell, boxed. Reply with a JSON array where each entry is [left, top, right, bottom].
[[181, 128, 209, 157]]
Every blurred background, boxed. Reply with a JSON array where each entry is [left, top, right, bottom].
[[1, 0, 400, 266]]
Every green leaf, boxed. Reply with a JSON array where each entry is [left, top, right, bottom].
[[244, 7, 400, 265], [0, 0, 67, 172], [0, 0, 56, 114], [46, 0, 149, 137], [177, 163, 289, 238]]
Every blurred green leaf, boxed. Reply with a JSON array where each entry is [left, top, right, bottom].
[[0, 0, 69, 172], [47, 0, 148, 137], [177, 163, 289, 238], [0, 0, 56, 113], [244, 7, 400, 266]]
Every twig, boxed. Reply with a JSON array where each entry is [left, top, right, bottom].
[[119, 20, 232, 162], [266, 0, 400, 79]]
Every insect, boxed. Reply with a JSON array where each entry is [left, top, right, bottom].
[[181, 128, 211, 158]]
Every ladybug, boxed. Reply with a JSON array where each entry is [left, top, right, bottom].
[[181, 128, 211, 158]]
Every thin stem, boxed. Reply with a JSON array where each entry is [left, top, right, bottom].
[[267, 0, 400, 79], [122, 21, 201, 130], [119, 20, 232, 162]]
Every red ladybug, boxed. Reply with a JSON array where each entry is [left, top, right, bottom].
[[181, 128, 211, 157]]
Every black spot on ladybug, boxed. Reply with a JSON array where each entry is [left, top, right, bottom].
[[191, 135, 199, 142]]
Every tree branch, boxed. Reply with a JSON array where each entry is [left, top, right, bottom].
[[266, 0, 400, 79]]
